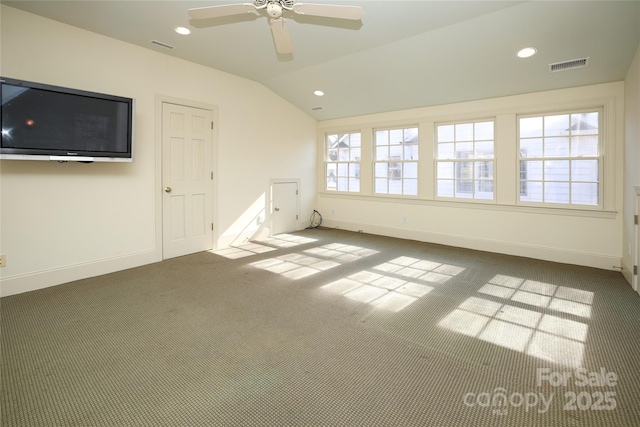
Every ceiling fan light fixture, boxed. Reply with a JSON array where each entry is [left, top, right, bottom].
[[175, 26, 191, 35], [517, 47, 537, 58], [314, 90, 324, 96]]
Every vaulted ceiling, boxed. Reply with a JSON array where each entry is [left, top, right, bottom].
[[3, 1, 640, 120]]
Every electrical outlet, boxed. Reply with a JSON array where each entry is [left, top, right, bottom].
[[402, 215, 408, 224], [0, 254, 6, 268], [331, 208, 336, 216]]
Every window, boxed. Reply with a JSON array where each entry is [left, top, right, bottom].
[[518, 111, 600, 207], [374, 127, 418, 196], [436, 121, 495, 200], [325, 132, 361, 192]]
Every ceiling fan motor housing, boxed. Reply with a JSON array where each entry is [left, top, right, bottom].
[[267, 2, 282, 17]]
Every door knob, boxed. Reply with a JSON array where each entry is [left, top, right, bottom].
[[274, 207, 280, 211], [164, 187, 172, 193]]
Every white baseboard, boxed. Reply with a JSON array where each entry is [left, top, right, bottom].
[[322, 219, 621, 271], [0, 250, 160, 297]]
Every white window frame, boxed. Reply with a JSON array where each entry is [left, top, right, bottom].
[[435, 119, 496, 202], [517, 109, 603, 210], [324, 132, 362, 193], [373, 126, 419, 197]]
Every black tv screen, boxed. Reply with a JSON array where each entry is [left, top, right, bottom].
[[1, 77, 133, 162]]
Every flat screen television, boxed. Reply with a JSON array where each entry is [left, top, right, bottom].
[[1, 77, 134, 162]]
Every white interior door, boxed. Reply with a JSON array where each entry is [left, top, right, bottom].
[[272, 181, 299, 235], [162, 102, 213, 259]]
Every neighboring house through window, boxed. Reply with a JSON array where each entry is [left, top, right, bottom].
[[374, 127, 419, 196], [518, 111, 601, 207], [325, 132, 361, 192]]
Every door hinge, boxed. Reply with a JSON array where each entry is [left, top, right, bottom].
[[634, 265, 638, 276], [211, 121, 214, 130], [296, 190, 299, 195], [296, 215, 299, 220], [211, 171, 214, 180], [635, 214, 638, 225], [211, 223, 214, 231]]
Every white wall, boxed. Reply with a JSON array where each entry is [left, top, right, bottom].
[[0, 6, 317, 296], [317, 83, 625, 270], [622, 43, 640, 285]]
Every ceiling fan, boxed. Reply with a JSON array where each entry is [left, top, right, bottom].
[[187, 0, 363, 54]]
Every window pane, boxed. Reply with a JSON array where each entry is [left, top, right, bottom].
[[456, 142, 473, 159], [389, 180, 402, 195], [475, 161, 493, 179], [326, 163, 337, 189], [337, 163, 348, 176], [520, 117, 543, 138], [350, 178, 360, 192], [350, 147, 361, 161], [338, 148, 349, 161], [390, 145, 402, 159], [571, 159, 598, 182], [337, 177, 348, 191], [572, 183, 598, 205], [475, 181, 494, 199], [455, 181, 473, 197], [520, 181, 542, 202], [375, 178, 388, 193], [328, 148, 338, 161], [404, 162, 417, 179], [456, 162, 473, 180], [404, 145, 418, 160], [545, 182, 570, 203], [456, 123, 473, 141], [404, 179, 418, 196], [350, 133, 361, 147], [521, 160, 543, 180], [545, 137, 570, 157], [544, 114, 570, 137], [375, 162, 388, 178], [376, 146, 388, 161], [520, 139, 543, 158], [376, 130, 388, 146], [571, 112, 598, 135], [438, 125, 454, 143], [438, 143, 454, 159], [349, 163, 360, 178], [571, 135, 598, 156], [438, 180, 454, 197], [544, 160, 569, 181], [475, 121, 494, 140], [475, 140, 494, 158], [438, 162, 454, 179], [390, 129, 403, 145]]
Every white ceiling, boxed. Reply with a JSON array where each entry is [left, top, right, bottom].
[[3, 0, 640, 120]]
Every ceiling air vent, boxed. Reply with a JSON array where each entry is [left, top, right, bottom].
[[150, 40, 175, 50], [549, 57, 589, 73], [311, 106, 324, 111]]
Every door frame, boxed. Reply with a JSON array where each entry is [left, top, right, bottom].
[[155, 95, 218, 259], [270, 178, 300, 236], [635, 186, 640, 294]]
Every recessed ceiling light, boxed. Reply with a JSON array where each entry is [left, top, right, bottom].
[[517, 47, 537, 58], [175, 27, 191, 35], [314, 90, 324, 96]]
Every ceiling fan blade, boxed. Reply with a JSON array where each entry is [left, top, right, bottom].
[[270, 18, 293, 54], [292, 3, 363, 20], [188, 3, 257, 20]]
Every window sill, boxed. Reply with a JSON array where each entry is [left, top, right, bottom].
[[318, 191, 617, 219]]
